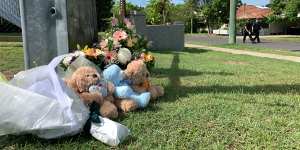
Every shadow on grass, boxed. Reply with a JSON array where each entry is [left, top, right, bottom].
[[152, 68, 234, 78], [154, 52, 300, 105], [1, 129, 139, 149], [0, 132, 93, 149], [162, 84, 300, 103]]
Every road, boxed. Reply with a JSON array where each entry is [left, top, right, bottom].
[[185, 34, 300, 51]]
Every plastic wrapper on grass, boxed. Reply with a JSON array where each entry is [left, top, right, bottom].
[[0, 56, 89, 139]]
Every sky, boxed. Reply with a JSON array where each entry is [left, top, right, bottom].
[[127, 0, 269, 7]]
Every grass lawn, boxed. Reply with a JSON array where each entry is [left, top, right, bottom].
[[262, 35, 300, 43], [0, 33, 22, 42], [1, 43, 300, 149], [217, 44, 300, 57], [0, 42, 24, 79]]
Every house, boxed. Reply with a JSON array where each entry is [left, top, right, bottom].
[[236, 4, 272, 35], [237, 4, 300, 35], [213, 5, 271, 35], [237, 4, 271, 20]]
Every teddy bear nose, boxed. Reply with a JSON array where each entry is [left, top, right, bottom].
[[92, 74, 98, 78]]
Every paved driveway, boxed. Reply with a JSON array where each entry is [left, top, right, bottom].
[[185, 34, 300, 51]]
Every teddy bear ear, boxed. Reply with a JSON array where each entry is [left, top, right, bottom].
[[124, 69, 133, 79]]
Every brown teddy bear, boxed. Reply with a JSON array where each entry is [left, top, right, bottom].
[[125, 60, 164, 101], [103, 60, 164, 113], [65, 66, 118, 119]]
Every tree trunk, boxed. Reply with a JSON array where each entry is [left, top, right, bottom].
[[120, 0, 126, 19], [191, 18, 193, 34], [207, 18, 212, 34]]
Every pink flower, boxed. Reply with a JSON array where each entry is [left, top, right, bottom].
[[124, 18, 134, 29], [104, 51, 117, 64], [113, 30, 128, 41], [111, 18, 118, 26]]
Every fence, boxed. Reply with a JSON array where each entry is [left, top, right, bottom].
[[0, 0, 21, 33]]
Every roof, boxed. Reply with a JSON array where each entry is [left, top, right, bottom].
[[237, 5, 271, 20]]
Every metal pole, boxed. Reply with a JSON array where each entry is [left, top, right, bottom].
[[191, 18, 193, 34], [229, 0, 237, 44], [19, 0, 29, 69]]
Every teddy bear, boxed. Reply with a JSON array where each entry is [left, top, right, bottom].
[[125, 60, 164, 101], [103, 60, 164, 112], [65, 66, 118, 119]]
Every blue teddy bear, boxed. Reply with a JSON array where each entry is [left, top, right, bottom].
[[103, 64, 151, 108]]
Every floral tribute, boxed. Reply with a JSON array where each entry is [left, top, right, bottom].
[[61, 18, 155, 71]]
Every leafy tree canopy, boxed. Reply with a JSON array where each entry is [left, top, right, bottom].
[[269, 0, 300, 23], [112, 1, 144, 18], [145, 0, 172, 24]]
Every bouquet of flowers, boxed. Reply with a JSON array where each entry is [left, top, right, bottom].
[[60, 17, 155, 71]]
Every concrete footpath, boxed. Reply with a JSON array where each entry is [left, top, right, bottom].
[[185, 44, 300, 63], [185, 34, 300, 51]]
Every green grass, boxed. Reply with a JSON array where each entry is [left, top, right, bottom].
[[1, 44, 300, 149], [217, 44, 300, 57], [262, 36, 300, 42], [0, 33, 22, 42], [0, 42, 24, 79]]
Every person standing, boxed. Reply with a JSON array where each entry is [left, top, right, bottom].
[[243, 20, 253, 43], [252, 19, 262, 43]]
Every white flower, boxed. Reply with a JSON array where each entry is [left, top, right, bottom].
[[74, 51, 85, 57], [118, 48, 132, 64], [95, 49, 105, 55], [113, 40, 121, 48], [62, 56, 73, 66]]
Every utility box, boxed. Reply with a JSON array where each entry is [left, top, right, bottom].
[[131, 12, 184, 51], [19, 0, 97, 69]]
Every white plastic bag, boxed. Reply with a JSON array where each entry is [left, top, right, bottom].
[[0, 55, 89, 139], [90, 116, 130, 146]]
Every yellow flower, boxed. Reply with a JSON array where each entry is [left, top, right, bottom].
[[82, 45, 89, 52], [145, 54, 154, 62], [132, 37, 138, 43], [84, 48, 103, 59], [127, 38, 134, 47]]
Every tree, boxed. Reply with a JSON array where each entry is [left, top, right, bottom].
[[169, 4, 187, 22], [201, 0, 229, 33], [199, 0, 242, 33], [180, 0, 242, 34], [145, 0, 172, 24], [113, 1, 144, 18], [184, 0, 200, 33], [120, 0, 126, 19], [96, 0, 114, 32], [284, 0, 300, 22], [269, 0, 300, 23]]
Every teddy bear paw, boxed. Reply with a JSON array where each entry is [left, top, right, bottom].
[[100, 101, 118, 119], [116, 99, 138, 112]]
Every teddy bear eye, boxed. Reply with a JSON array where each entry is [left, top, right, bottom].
[[85, 74, 90, 77], [92, 74, 98, 78]]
